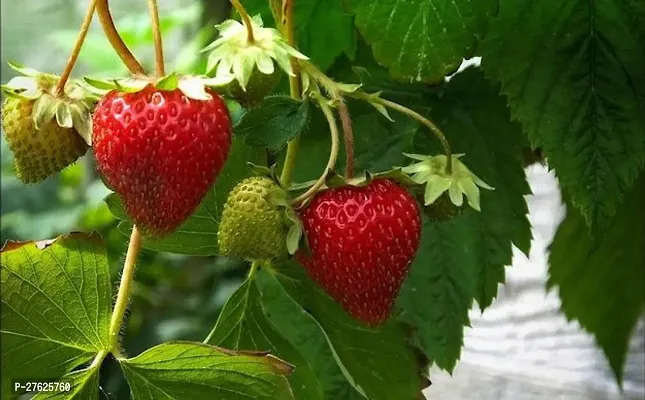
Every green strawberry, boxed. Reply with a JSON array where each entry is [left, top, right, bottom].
[[419, 192, 467, 222], [2, 97, 88, 183], [218, 176, 290, 263], [224, 66, 281, 108], [1, 62, 94, 184]]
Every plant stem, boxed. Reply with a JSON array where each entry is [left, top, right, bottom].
[[147, 0, 165, 77], [375, 98, 453, 173], [248, 260, 260, 279], [337, 101, 354, 178], [231, 0, 255, 43], [108, 225, 142, 350], [279, 0, 302, 187], [54, 0, 97, 96], [292, 95, 339, 205], [96, 0, 146, 76], [89, 350, 108, 369]]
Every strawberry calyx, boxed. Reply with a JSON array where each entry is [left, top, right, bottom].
[[401, 153, 494, 211], [83, 72, 231, 101], [247, 162, 305, 256], [201, 15, 308, 92], [1, 61, 96, 145]]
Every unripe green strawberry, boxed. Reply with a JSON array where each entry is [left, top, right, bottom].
[[224, 67, 280, 108], [418, 192, 467, 222], [218, 176, 289, 262], [1, 96, 88, 184]]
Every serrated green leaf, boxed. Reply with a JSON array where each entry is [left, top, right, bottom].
[[397, 214, 475, 372], [349, 0, 495, 83], [32, 366, 100, 400], [480, 0, 645, 233], [256, 273, 363, 400], [106, 138, 266, 255], [269, 262, 423, 400], [0, 233, 111, 399], [397, 68, 532, 372], [235, 96, 310, 151], [548, 174, 645, 386], [414, 67, 532, 308], [120, 341, 294, 400], [206, 278, 323, 400]]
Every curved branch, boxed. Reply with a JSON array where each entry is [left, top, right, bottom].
[[96, 0, 146, 76]]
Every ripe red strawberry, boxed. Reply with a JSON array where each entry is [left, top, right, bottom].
[[296, 179, 422, 326], [92, 86, 231, 237]]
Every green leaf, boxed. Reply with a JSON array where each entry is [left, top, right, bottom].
[[349, 0, 495, 83], [397, 68, 532, 372], [417, 67, 532, 305], [235, 96, 310, 151], [257, 273, 363, 400], [269, 262, 423, 400], [206, 278, 324, 400], [397, 214, 475, 372], [242, 0, 356, 70], [106, 138, 266, 255], [32, 366, 100, 400], [480, 0, 645, 233], [120, 341, 294, 400], [0, 233, 111, 398], [548, 174, 645, 386]]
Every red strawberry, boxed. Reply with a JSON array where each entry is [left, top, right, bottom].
[[296, 179, 422, 326], [92, 86, 231, 237]]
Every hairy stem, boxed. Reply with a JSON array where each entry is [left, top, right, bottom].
[[279, 0, 303, 187], [54, 0, 97, 96], [108, 225, 142, 350], [147, 0, 165, 77], [376, 98, 453, 173], [231, 0, 255, 43], [96, 0, 146, 75], [337, 101, 354, 178], [292, 95, 339, 205]]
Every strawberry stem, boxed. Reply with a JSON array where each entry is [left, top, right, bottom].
[[231, 0, 255, 44], [375, 97, 453, 174], [108, 225, 142, 351], [292, 93, 339, 206], [147, 0, 165, 77], [337, 101, 355, 179], [279, 0, 303, 187], [96, 0, 146, 76], [54, 0, 97, 97]]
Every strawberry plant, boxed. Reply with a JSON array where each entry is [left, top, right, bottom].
[[1, 0, 643, 399]]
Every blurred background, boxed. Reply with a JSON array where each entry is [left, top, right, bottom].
[[1, 1, 643, 399]]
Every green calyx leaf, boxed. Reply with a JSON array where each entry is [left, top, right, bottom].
[[84, 73, 232, 101], [401, 153, 494, 211], [265, 185, 304, 256], [202, 15, 309, 91]]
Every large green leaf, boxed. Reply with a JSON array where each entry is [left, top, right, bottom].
[[269, 262, 423, 400], [242, 0, 356, 70], [349, 0, 496, 83], [397, 67, 532, 371], [257, 273, 363, 400], [480, 0, 645, 233], [120, 341, 294, 399], [0, 233, 111, 398], [235, 96, 311, 151], [106, 139, 266, 255], [548, 174, 645, 385], [205, 278, 324, 400], [32, 366, 100, 400], [397, 214, 475, 373]]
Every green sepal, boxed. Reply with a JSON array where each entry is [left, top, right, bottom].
[[84, 73, 232, 101], [264, 181, 305, 256], [349, 90, 393, 121], [401, 153, 494, 211]]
